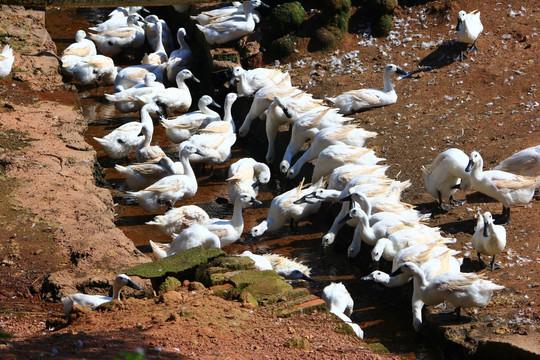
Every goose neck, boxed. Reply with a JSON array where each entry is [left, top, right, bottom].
[[382, 69, 394, 92], [231, 197, 245, 228], [358, 214, 376, 245], [111, 283, 122, 301], [180, 150, 196, 179]]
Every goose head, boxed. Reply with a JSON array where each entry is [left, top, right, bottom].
[[238, 192, 262, 206], [483, 211, 493, 237], [385, 63, 407, 76], [176, 69, 200, 83], [114, 274, 142, 294], [465, 151, 482, 172], [293, 190, 317, 205], [179, 141, 206, 157], [141, 102, 163, 117], [456, 10, 467, 31], [143, 72, 157, 85], [176, 27, 188, 43], [75, 30, 87, 42], [198, 95, 221, 110], [127, 13, 145, 26], [361, 270, 390, 284]]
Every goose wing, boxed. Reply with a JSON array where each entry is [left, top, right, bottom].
[[345, 89, 381, 106]]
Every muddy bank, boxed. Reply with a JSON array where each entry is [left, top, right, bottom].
[[0, 5, 146, 299]]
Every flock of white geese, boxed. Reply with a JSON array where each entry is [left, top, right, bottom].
[[52, 3, 540, 339]]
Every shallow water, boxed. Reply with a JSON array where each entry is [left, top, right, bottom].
[[46, 7, 442, 359]]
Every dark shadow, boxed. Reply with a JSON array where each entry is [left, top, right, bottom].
[[114, 214, 156, 226], [418, 40, 467, 70], [437, 217, 477, 235]]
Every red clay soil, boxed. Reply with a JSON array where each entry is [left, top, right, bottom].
[[0, 0, 539, 359]]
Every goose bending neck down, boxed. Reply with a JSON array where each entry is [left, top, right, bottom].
[[62, 274, 141, 315]]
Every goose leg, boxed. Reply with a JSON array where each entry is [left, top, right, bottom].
[[449, 195, 466, 206], [467, 40, 479, 53], [438, 191, 452, 212], [454, 306, 462, 323], [490, 255, 501, 271], [477, 252, 488, 269], [499, 206, 510, 224]]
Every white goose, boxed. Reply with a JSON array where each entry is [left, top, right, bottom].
[[231, 66, 290, 97], [89, 14, 146, 57], [141, 20, 168, 65], [238, 75, 298, 137], [128, 142, 203, 213], [115, 156, 183, 191], [465, 151, 540, 223], [160, 94, 221, 143], [166, 28, 193, 83], [188, 94, 238, 170], [250, 178, 325, 237], [227, 157, 270, 204], [311, 145, 385, 182], [149, 224, 221, 259], [105, 72, 165, 113], [280, 107, 350, 174], [135, 103, 166, 163], [326, 64, 407, 115], [88, 6, 143, 32], [114, 63, 167, 92], [203, 193, 261, 247], [62, 274, 141, 315], [494, 145, 540, 177], [60, 30, 97, 74], [265, 94, 324, 163], [144, 14, 173, 54], [321, 282, 364, 339], [397, 262, 504, 322], [456, 10, 483, 59], [67, 55, 119, 85], [328, 163, 390, 191], [139, 69, 200, 114], [422, 148, 473, 211], [145, 205, 209, 237], [286, 125, 378, 179], [93, 120, 144, 160], [0, 44, 14, 78], [472, 211, 506, 270], [196, 0, 268, 45], [239, 251, 313, 281]]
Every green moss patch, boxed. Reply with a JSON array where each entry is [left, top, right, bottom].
[[158, 276, 182, 295], [241, 275, 293, 305], [284, 337, 309, 349], [268, 2, 305, 38]]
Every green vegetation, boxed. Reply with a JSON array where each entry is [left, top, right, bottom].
[[268, 2, 305, 38], [284, 337, 309, 349], [267, 35, 297, 61]]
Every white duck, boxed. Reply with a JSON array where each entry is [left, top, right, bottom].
[[0, 44, 14, 78], [494, 145, 540, 177], [472, 211, 506, 270], [465, 151, 540, 223], [311, 145, 385, 182], [144, 14, 173, 54], [145, 205, 209, 237], [89, 14, 146, 57], [93, 120, 144, 159], [422, 148, 473, 211], [67, 55, 119, 85], [62, 274, 141, 315], [321, 282, 364, 339], [326, 64, 408, 115], [196, 0, 268, 45], [204, 192, 261, 247], [135, 103, 166, 163], [237, 74, 298, 137], [60, 30, 97, 74], [105, 72, 165, 113], [286, 125, 378, 179], [141, 20, 168, 65], [190, 2, 243, 25], [231, 66, 290, 97], [140, 69, 200, 114], [239, 251, 313, 281], [227, 157, 270, 204], [115, 156, 183, 191], [265, 94, 324, 164], [456, 10, 483, 59], [149, 224, 221, 259], [114, 63, 167, 92], [397, 262, 504, 322], [128, 142, 203, 213], [166, 28, 193, 83], [250, 178, 325, 237], [160, 94, 221, 143]]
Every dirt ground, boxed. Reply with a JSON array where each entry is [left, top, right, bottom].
[[0, 0, 539, 359]]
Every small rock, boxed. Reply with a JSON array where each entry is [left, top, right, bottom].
[[187, 281, 206, 291], [158, 291, 184, 304]]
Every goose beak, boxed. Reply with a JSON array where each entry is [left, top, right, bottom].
[[229, 76, 238, 86], [338, 213, 352, 225], [465, 159, 474, 172], [127, 279, 142, 290], [156, 110, 164, 118], [283, 108, 293, 119], [252, 180, 262, 188], [456, 18, 463, 32], [191, 75, 201, 83], [303, 274, 315, 282], [361, 274, 374, 281], [210, 100, 222, 109], [250, 198, 262, 206], [195, 149, 207, 157], [260, 1, 270, 8], [339, 194, 352, 202], [483, 222, 490, 237], [293, 191, 315, 204], [395, 67, 408, 76]]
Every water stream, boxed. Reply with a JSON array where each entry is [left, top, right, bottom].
[[46, 7, 441, 359]]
